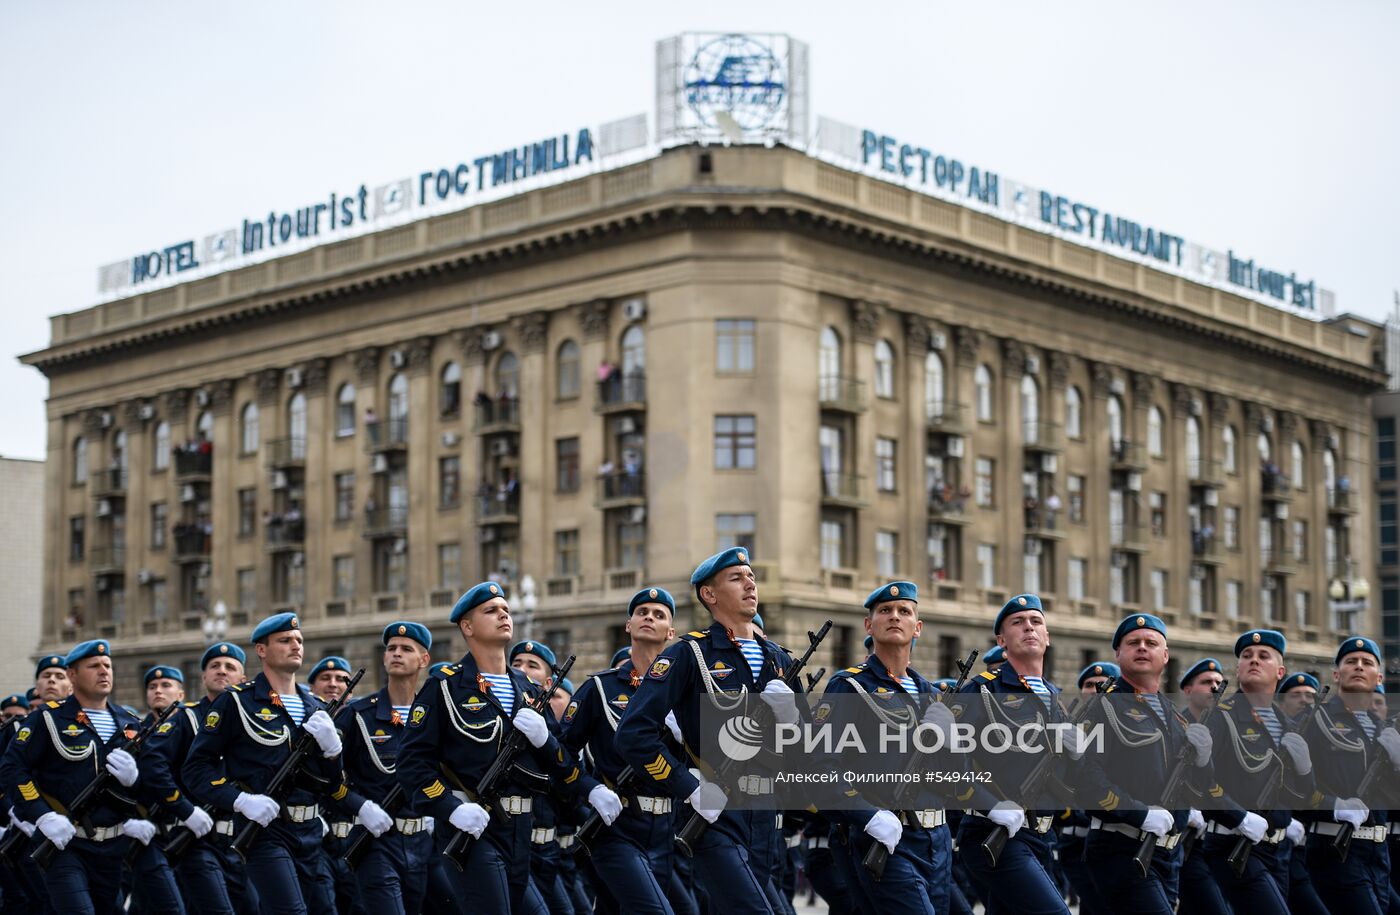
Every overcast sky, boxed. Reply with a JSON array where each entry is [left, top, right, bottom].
[[1, 0, 1395, 461]]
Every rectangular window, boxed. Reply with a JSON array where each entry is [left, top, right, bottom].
[[438, 542, 462, 590], [1294, 590, 1311, 629], [821, 519, 844, 570], [875, 438, 897, 492], [1379, 417, 1396, 482], [238, 488, 256, 537], [1189, 572, 1203, 615], [928, 524, 947, 580], [977, 543, 997, 590], [150, 502, 167, 549], [715, 319, 756, 374], [150, 580, 168, 621], [332, 556, 354, 599], [337, 395, 356, 438], [1150, 491, 1166, 538], [1382, 501, 1398, 549], [1109, 564, 1124, 606], [618, 522, 646, 569], [876, 531, 898, 578], [715, 514, 757, 554], [335, 472, 355, 522], [1226, 580, 1241, 620], [1224, 506, 1240, 550], [1293, 520, 1307, 561], [237, 569, 256, 613], [439, 456, 461, 509], [715, 415, 757, 469], [1068, 475, 1085, 523], [975, 458, 995, 508], [1151, 569, 1168, 612], [1067, 558, 1086, 601], [70, 516, 85, 561], [556, 438, 580, 493], [555, 530, 580, 576], [66, 589, 84, 629], [1023, 546, 1041, 593]]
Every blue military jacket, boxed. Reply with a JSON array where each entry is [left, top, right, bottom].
[[559, 658, 647, 794], [949, 660, 1067, 813], [136, 699, 204, 823], [396, 651, 579, 822], [335, 687, 422, 818], [0, 695, 144, 829], [183, 673, 344, 816], [0, 717, 23, 821], [1201, 692, 1313, 832], [1297, 694, 1391, 826]]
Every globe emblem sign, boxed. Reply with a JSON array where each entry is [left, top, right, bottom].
[[683, 34, 786, 133]]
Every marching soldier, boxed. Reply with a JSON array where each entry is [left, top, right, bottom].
[[0, 695, 27, 725], [309, 657, 352, 705], [334, 623, 432, 915], [1173, 657, 1228, 915], [1275, 672, 1330, 915], [184, 613, 346, 915], [1055, 662, 1120, 915], [126, 665, 189, 915], [0, 640, 156, 914], [307, 655, 364, 915], [614, 548, 803, 915], [1278, 671, 1320, 721], [396, 581, 617, 913], [982, 645, 1006, 673]]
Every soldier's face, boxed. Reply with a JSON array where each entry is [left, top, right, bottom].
[[1373, 694, 1388, 718], [866, 600, 922, 648], [312, 670, 349, 703], [1237, 646, 1285, 693], [997, 611, 1048, 660], [70, 656, 113, 700], [257, 630, 304, 674], [1183, 671, 1223, 709], [1334, 652, 1380, 694], [36, 667, 70, 702], [203, 658, 244, 696], [702, 566, 757, 621], [1, 705, 24, 723], [550, 691, 571, 721], [1115, 631, 1168, 681], [384, 638, 428, 677], [1280, 686, 1316, 718], [1080, 677, 1109, 695], [461, 599, 513, 646], [146, 678, 184, 713], [626, 603, 675, 647], [511, 653, 553, 688]]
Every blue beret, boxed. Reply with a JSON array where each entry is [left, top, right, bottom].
[[35, 654, 66, 679], [752, 612, 765, 630], [201, 642, 246, 669], [23, 688, 36, 703], [865, 581, 918, 610], [610, 646, 631, 668], [0, 694, 26, 710], [1179, 658, 1223, 689], [451, 582, 506, 624], [560, 678, 576, 694], [307, 656, 350, 684], [428, 661, 453, 678], [864, 635, 874, 651], [383, 621, 432, 650], [1112, 613, 1168, 650], [628, 587, 675, 617], [1234, 629, 1286, 658], [983, 645, 1006, 665], [1377, 683, 1387, 695], [931, 678, 958, 692], [994, 594, 1044, 634], [250, 612, 300, 644], [1278, 671, 1320, 694], [690, 547, 752, 604], [510, 640, 557, 669], [144, 666, 184, 686], [1078, 662, 1121, 688], [65, 640, 110, 667], [1336, 636, 1381, 666]]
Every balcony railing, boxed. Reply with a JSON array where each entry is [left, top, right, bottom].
[[820, 471, 865, 508], [1191, 536, 1224, 564], [1110, 440, 1146, 470], [1261, 471, 1292, 501], [90, 545, 126, 575], [928, 489, 971, 523], [173, 450, 212, 481], [477, 494, 520, 524], [1263, 549, 1298, 575], [1327, 487, 1357, 514], [92, 469, 128, 498], [365, 418, 409, 452], [818, 376, 867, 413], [1109, 522, 1149, 552], [266, 437, 307, 469], [1022, 421, 1063, 452], [1185, 458, 1222, 487], [926, 402, 968, 433], [172, 527, 211, 563], [597, 472, 646, 509], [363, 506, 409, 538], [265, 519, 306, 551], [473, 399, 520, 434], [596, 375, 646, 412], [1024, 505, 1066, 538]]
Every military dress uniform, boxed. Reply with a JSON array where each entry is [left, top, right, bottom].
[[1171, 658, 1230, 915], [1274, 672, 1330, 915], [125, 666, 190, 915], [0, 689, 40, 914], [1052, 662, 1121, 915]]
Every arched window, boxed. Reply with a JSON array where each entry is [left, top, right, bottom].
[[73, 437, 87, 484], [1223, 425, 1238, 474], [287, 393, 307, 446], [1291, 440, 1306, 490], [336, 383, 356, 437], [493, 355, 518, 399], [1324, 449, 1337, 492], [1107, 396, 1124, 446], [1065, 386, 1083, 439], [440, 362, 461, 416], [1020, 375, 1039, 441], [819, 327, 841, 381], [196, 410, 213, 444], [1147, 407, 1164, 457], [1185, 416, 1201, 472], [1258, 432, 1272, 463], [152, 421, 170, 471], [387, 375, 409, 421], [111, 429, 128, 472], [621, 326, 645, 377], [924, 351, 945, 418], [975, 365, 994, 422], [873, 340, 895, 399], [240, 403, 259, 454], [556, 340, 581, 399]]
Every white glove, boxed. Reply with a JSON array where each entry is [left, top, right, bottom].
[[358, 800, 393, 838], [1187, 808, 1206, 837], [864, 809, 903, 855], [1140, 806, 1173, 837], [104, 747, 139, 788], [664, 711, 684, 745], [9, 810, 33, 837], [1234, 811, 1268, 844], [987, 801, 1025, 838], [685, 770, 727, 824], [1184, 722, 1212, 767], [302, 710, 342, 758], [921, 701, 956, 743], [1062, 726, 1088, 760], [1277, 732, 1312, 775], [121, 818, 157, 846], [588, 785, 623, 826], [759, 680, 800, 725], [424, 816, 435, 835], [233, 792, 280, 827], [1334, 798, 1369, 827], [449, 801, 489, 838], [1377, 727, 1400, 769], [1286, 818, 1306, 846], [512, 707, 549, 749], [36, 811, 75, 850], [182, 807, 213, 838]]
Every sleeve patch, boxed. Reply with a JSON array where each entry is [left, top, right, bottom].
[[203, 711, 221, 731], [814, 703, 832, 723], [331, 783, 348, 801], [14, 727, 29, 744], [643, 753, 672, 781], [158, 722, 173, 734], [423, 779, 445, 799], [564, 767, 580, 784], [409, 706, 427, 727], [164, 790, 181, 803], [1098, 790, 1119, 811], [563, 701, 578, 723], [17, 782, 37, 801], [647, 659, 673, 681]]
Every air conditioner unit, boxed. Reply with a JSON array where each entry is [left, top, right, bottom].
[[1274, 503, 1289, 520], [622, 298, 647, 322], [286, 368, 304, 388], [1127, 472, 1143, 492], [272, 471, 288, 490], [389, 350, 407, 369], [96, 577, 110, 592], [136, 569, 154, 585], [1024, 355, 1040, 375], [138, 403, 156, 421], [442, 432, 460, 448], [930, 331, 947, 351], [929, 523, 946, 539], [95, 499, 112, 517], [1111, 552, 1128, 568], [481, 331, 502, 351], [491, 440, 512, 457], [393, 538, 407, 554], [630, 506, 647, 524], [1041, 454, 1058, 474], [1191, 564, 1207, 581], [100, 411, 113, 428], [291, 552, 304, 568], [480, 527, 496, 543], [372, 454, 389, 474], [180, 484, 196, 503], [615, 416, 637, 435], [195, 389, 211, 407], [1204, 489, 1219, 507], [946, 437, 965, 458], [1024, 537, 1042, 556]]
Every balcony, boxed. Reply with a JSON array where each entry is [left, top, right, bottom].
[[596, 472, 646, 510], [1109, 522, 1149, 552], [1189, 459, 1224, 488], [172, 526, 211, 564], [266, 437, 306, 470], [476, 494, 520, 526], [820, 471, 866, 509], [1022, 421, 1063, 453], [173, 450, 212, 482], [363, 506, 409, 539], [90, 545, 126, 577], [605, 568, 643, 593], [818, 376, 867, 414], [595, 375, 646, 414], [928, 489, 971, 525], [365, 418, 409, 452], [1327, 487, 1358, 515], [926, 402, 968, 434], [264, 519, 305, 553], [1110, 440, 1146, 471], [473, 399, 520, 435], [1263, 549, 1298, 576], [91, 469, 128, 499], [1261, 472, 1292, 502], [1191, 536, 1225, 565], [1024, 506, 1066, 539]]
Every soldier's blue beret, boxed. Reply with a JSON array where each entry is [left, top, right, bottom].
[[428, 662, 453, 677], [1336, 636, 1381, 666], [23, 688, 36, 703], [983, 645, 1006, 665], [250, 612, 300, 644], [994, 594, 1044, 634], [864, 635, 874, 651], [0, 694, 26, 711], [510, 640, 557, 669], [931, 678, 958, 692], [610, 646, 631, 668], [1179, 658, 1223, 689], [65, 640, 110, 667], [752, 612, 765, 630], [201, 642, 246, 669], [307, 656, 350, 683], [865, 581, 918, 610], [1234, 629, 1286, 658], [450, 582, 506, 624], [1277, 671, 1320, 694], [560, 678, 576, 694], [1377, 683, 1387, 695], [35, 654, 66, 679], [690, 547, 752, 604], [628, 587, 675, 617], [1078, 662, 1121, 688], [1112, 613, 1168, 650], [144, 666, 184, 686], [383, 621, 432, 650]]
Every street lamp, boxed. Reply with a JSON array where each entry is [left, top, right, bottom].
[[202, 600, 228, 643], [1328, 570, 1369, 633]]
